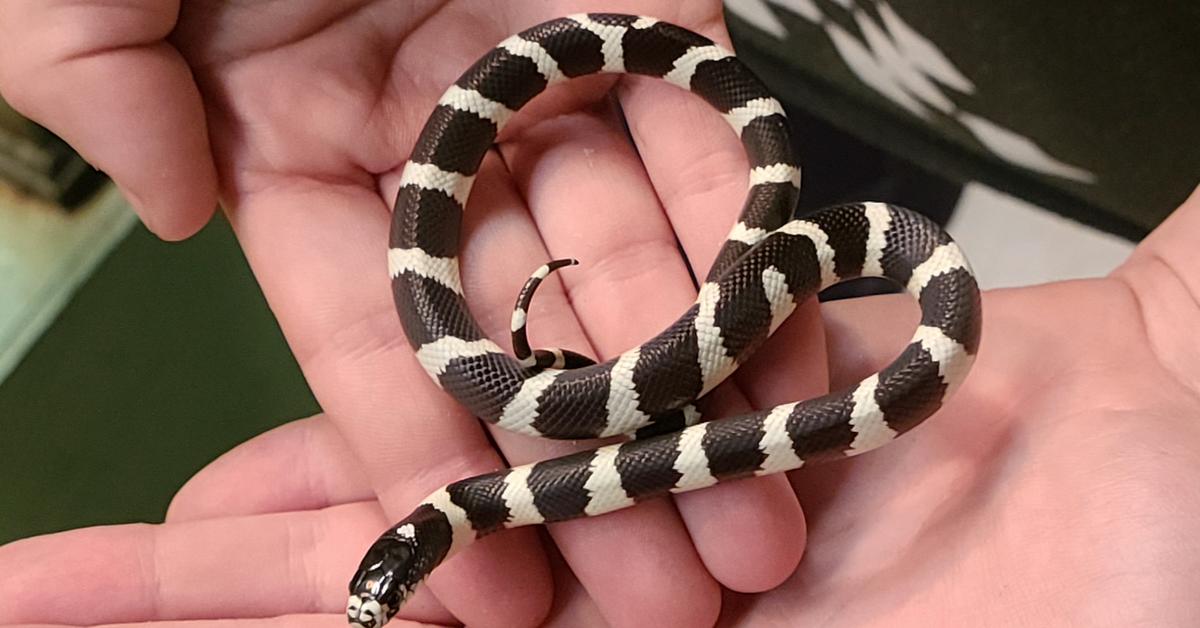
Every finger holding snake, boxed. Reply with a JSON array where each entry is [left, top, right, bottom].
[[438, 147, 726, 627], [497, 102, 811, 596]]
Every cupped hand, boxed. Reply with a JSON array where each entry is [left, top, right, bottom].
[[4, 187, 1199, 627], [0, 2, 824, 626]]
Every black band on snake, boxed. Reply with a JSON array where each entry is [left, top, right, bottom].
[[348, 13, 982, 627]]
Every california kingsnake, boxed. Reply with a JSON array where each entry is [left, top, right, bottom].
[[348, 13, 981, 627]]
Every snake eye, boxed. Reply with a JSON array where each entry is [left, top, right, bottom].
[[388, 541, 414, 567], [349, 535, 420, 622]]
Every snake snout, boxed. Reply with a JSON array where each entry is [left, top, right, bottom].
[[346, 594, 387, 628]]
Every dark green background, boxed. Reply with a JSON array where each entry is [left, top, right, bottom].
[[727, 0, 1199, 239], [0, 216, 318, 544]]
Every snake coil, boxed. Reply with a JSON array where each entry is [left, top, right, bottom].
[[348, 13, 981, 627]]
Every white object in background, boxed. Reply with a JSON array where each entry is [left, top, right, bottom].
[[0, 184, 136, 384], [723, 0, 1097, 183], [946, 183, 1134, 289]]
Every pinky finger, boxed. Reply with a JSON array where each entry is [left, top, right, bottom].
[[167, 415, 374, 522], [0, 502, 454, 626]]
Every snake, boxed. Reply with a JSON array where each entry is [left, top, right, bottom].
[[347, 13, 982, 628]]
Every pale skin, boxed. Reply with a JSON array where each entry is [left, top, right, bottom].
[[0, 1, 1198, 627]]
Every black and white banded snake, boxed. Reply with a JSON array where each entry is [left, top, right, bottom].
[[348, 13, 982, 627]]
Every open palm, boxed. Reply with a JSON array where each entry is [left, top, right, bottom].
[[2, 1, 1198, 626], [720, 213, 1200, 625]]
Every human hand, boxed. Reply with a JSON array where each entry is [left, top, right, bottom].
[[0, 3, 823, 626], [719, 186, 1200, 626], [5, 187, 1198, 627]]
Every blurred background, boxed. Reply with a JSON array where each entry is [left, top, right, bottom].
[[0, 97, 318, 544], [0, 0, 1195, 545]]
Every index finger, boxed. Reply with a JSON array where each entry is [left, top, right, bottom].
[[0, 0, 217, 239], [602, 15, 822, 592]]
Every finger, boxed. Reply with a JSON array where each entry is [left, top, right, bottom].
[[1121, 182, 1200, 281], [226, 181, 552, 628], [511, 99, 804, 596], [542, 540, 608, 628], [823, 293, 921, 390], [0, 1, 217, 239], [385, 145, 721, 627], [0, 502, 454, 626], [15, 617, 440, 628], [478, 27, 812, 594], [481, 118, 720, 627], [1114, 183, 1200, 363], [167, 415, 373, 522], [611, 18, 818, 591], [406, 3, 799, 601]]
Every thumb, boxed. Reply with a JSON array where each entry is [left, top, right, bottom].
[[0, 0, 217, 240]]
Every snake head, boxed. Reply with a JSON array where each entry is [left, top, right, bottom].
[[346, 535, 419, 627], [349, 504, 456, 627]]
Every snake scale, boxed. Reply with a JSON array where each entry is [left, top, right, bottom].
[[348, 13, 982, 627]]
